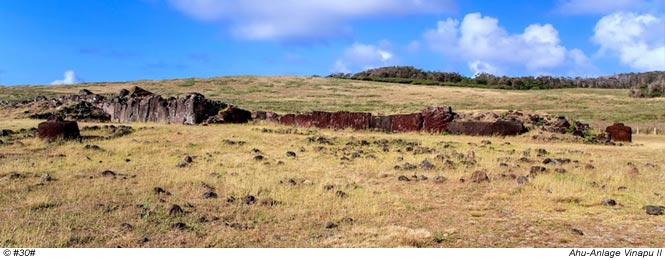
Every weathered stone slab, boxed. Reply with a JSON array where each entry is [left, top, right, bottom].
[[606, 123, 632, 142]]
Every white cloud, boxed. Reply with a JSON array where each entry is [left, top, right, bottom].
[[51, 70, 79, 85], [424, 13, 571, 75], [556, 0, 664, 15], [168, 0, 455, 41], [566, 48, 599, 76], [469, 60, 500, 76], [333, 42, 396, 73], [592, 12, 665, 71]]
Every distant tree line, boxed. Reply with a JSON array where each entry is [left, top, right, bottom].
[[328, 66, 665, 97]]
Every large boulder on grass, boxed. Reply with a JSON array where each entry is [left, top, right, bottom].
[[37, 115, 80, 141], [606, 123, 632, 142]]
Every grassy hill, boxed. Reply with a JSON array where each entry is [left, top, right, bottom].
[[2, 76, 665, 130]]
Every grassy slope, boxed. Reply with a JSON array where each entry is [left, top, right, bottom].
[[1, 76, 665, 130]]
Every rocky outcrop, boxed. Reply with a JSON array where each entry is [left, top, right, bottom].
[[37, 115, 80, 141], [606, 123, 632, 142], [421, 106, 454, 132], [446, 121, 525, 136], [456, 111, 590, 136], [30, 101, 110, 122], [101, 87, 226, 124], [207, 106, 252, 124]]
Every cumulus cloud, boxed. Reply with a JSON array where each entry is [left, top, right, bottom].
[[424, 13, 571, 75], [168, 0, 455, 41], [592, 12, 665, 71], [51, 70, 79, 85], [333, 42, 396, 73], [556, 0, 664, 15]]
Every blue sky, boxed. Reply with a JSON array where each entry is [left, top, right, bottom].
[[0, 0, 664, 85]]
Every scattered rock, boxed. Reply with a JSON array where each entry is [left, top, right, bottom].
[[644, 205, 664, 216], [182, 155, 193, 163], [243, 195, 257, 205], [535, 148, 548, 156], [529, 166, 547, 177], [570, 228, 584, 236], [153, 187, 166, 195], [516, 176, 528, 185], [470, 170, 489, 183], [83, 144, 102, 150], [340, 217, 354, 224], [432, 176, 447, 183], [396, 163, 417, 171], [260, 198, 279, 206], [120, 223, 134, 231], [628, 167, 640, 175], [168, 204, 184, 216], [0, 129, 14, 136], [420, 159, 435, 170], [171, 222, 187, 230], [601, 198, 617, 207], [176, 161, 188, 168], [101, 170, 116, 177], [41, 174, 53, 182], [9, 172, 23, 180], [201, 191, 218, 199], [227, 222, 251, 231]]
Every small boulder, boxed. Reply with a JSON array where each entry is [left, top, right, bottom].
[[397, 175, 410, 182], [168, 204, 184, 216], [470, 170, 489, 183], [570, 228, 584, 236], [432, 176, 447, 183], [643, 205, 664, 216], [243, 195, 257, 205], [420, 159, 435, 170], [201, 191, 218, 199], [101, 170, 116, 177], [516, 176, 528, 185], [601, 198, 617, 207]]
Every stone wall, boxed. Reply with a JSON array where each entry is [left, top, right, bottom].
[[101, 87, 227, 125]]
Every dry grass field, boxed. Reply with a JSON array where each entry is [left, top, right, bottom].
[[1, 76, 664, 248]]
